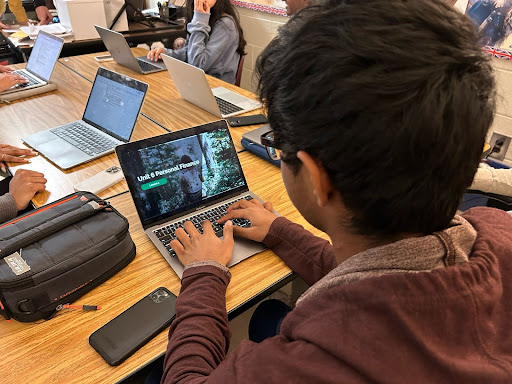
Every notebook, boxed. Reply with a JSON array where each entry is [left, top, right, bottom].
[[0, 31, 64, 95], [94, 25, 166, 74], [22, 67, 148, 170], [161, 54, 261, 118], [116, 119, 267, 278]]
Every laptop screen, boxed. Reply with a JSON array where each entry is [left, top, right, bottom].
[[26, 31, 64, 82], [83, 67, 148, 142], [117, 120, 249, 228]]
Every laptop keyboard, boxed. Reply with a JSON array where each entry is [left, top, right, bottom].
[[138, 59, 161, 72], [51, 122, 117, 156], [215, 96, 243, 115], [153, 195, 253, 258], [13, 70, 40, 88]]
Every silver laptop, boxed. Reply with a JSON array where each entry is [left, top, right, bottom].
[[94, 25, 166, 74], [0, 31, 63, 95], [161, 54, 261, 118], [116, 120, 267, 278], [23, 67, 148, 170]]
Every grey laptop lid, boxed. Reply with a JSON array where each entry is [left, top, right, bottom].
[[94, 25, 166, 74], [161, 54, 261, 117]]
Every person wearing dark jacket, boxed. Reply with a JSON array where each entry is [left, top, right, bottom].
[[154, 0, 511, 382], [33, 0, 52, 25]]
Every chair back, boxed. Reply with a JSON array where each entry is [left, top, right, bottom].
[[235, 54, 245, 87]]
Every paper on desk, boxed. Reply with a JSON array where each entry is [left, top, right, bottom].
[[20, 23, 69, 37], [2, 28, 20, 33]]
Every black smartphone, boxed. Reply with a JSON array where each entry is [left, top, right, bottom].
[[227, 114, 268, 127], [89, 287, 177, 366]]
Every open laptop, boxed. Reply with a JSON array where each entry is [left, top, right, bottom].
[[94, 25, 166, 74], [0, 31, 64, 95], [116, 120, 267, 278], [161, 54, 261, 118], [23, 67, 148, 170]]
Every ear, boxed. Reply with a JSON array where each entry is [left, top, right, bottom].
[[297, 151, 333, 207]]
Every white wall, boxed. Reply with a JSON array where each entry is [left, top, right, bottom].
[[235, 7, 286, 92], [490, 59, 512, 166]]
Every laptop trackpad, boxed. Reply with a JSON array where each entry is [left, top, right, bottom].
[[228, 237, 267, 267], [33, 135, 89, 169]]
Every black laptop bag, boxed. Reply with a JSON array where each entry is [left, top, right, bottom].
[[0, 192, 136, 322]]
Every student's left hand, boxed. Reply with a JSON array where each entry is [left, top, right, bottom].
[[194, 0, 211, 14], [171, 220, 234, 267]]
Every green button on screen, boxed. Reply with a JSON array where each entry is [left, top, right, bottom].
[[141, 178, 167, 190]]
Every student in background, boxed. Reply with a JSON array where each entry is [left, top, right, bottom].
[[0, 144, 46, 223], [151, 0, 511, 382], [147, 0, 246, 84]]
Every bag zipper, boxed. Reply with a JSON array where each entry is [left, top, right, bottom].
[[0, 200, 109, 260], [0, 224, 129, 290]]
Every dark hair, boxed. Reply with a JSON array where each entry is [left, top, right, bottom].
[[256, 0, 496, 238], [185, 0, 247, 55], [181, 155, 192, 163]]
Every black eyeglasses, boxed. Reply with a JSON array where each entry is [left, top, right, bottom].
[[260, 131, 295, 161]]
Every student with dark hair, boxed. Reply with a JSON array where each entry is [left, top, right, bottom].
[[152, 0, 511, 382], [147, 0, 246, 84]]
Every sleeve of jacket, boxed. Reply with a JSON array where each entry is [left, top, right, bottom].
[[164, 45, 188, 62], [263, 217, 337, 286], [186, 11, 238, 73], [33, 0, 46, 8], [162, 264, 232, 384], [0, 194, 18, 224]]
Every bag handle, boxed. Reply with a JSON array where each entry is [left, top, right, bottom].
[[0, 200, 108, 259]]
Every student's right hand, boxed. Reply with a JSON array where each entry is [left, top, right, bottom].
[[147, 48, 165, 61], [0, 73, 28, 92], [35, 6, 53, 25], [218, 199, 279, 242], [9, 169, 47, 210]]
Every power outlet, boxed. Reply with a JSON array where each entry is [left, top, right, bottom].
[[488, 132, 512, 161]]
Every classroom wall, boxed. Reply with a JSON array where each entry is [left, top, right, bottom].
[[235, 7, 287, 92], [490, 59, 512, 166]]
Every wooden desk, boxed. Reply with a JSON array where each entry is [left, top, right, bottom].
[[0, 53, 328, 384], [59, 47, 266, 148]]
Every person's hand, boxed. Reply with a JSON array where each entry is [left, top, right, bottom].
[[170, 220, 234, 267], [147, 47, 165, 61], [0, 65, 12, 73], [217, 199, 278, 242], [35, 6, 53, 25], [194, 0, 211, 14], [0, 73, 27, 92], [0, 144, 37, 163], [9, 169, 47, 210]]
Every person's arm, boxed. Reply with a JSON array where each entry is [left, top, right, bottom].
[[0, 194, 18, 224], [33, 0, 52, 25], [147, 45, 187, 62], [163, 264, 231, 383], [186, 11, 238, 73], [263, 217, 337, 286]]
